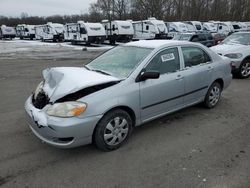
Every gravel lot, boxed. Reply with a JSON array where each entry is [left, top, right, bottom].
[[0, 40, 249, 188]]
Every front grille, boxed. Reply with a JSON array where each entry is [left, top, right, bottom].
[[32, 91, 50, 109]]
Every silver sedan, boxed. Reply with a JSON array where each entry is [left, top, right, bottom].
[[25, 40, 232, 151]]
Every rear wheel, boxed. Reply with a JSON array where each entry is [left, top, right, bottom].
[[238, 60, 250, 79], [204, 82, 222, 108], [94, 109, 133, 151]]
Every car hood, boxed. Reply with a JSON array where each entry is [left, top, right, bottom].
[[210, 44, 247, 55], [42, 67, 120, 102]]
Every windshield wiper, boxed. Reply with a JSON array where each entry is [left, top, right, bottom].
[[92, 69, 111, 76], [84, 65, 111, 76], [83, 65, 90, 70]]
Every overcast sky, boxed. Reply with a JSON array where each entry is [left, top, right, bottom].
[[0, 0, 97, 17]]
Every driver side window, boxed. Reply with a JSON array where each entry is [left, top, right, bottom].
[[146, 47, 180, 75]]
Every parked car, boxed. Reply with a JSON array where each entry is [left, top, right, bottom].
[[173, 32, 215, 47], [212, 33, 227, 45], [210, 32, 250, 78], [25, 40, 232, 151]]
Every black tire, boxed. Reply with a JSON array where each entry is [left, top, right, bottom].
[[238, 60, 250, 79], [94, 109, 133, 151], [204, 82, 222, 109]]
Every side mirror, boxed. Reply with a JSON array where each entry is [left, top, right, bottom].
[[136, 70, 160, 82]]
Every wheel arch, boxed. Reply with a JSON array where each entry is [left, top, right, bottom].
[[92, 105, 137, 144], [213, 78, 224, 90], [102, 106, 136, 127], [242, 56, 250, 62]]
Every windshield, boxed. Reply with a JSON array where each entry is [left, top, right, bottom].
[[173, 34, 192, 41], [86, 46, 153, 78], [222, 33, 250, 45]]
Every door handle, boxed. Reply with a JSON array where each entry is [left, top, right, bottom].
[[176, 75, 184, 80]]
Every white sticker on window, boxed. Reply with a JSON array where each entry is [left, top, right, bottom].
[[161, 53, 175, 62]]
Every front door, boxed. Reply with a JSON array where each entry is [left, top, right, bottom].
[[139, 47, 185, 122]]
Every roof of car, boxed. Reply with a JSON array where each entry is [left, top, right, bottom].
[[124, 40, 191, 49]]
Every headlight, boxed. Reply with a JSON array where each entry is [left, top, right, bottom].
[[34, 81, 44, 99], [46, 102, 87, 118], [224, 53, 243, 59]]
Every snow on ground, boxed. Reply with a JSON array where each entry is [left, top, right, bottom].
[[0, 38, 113, 54]]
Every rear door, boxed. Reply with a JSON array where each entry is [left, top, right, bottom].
[[139, 47, 185, 122], [180, 46, 214, 105]]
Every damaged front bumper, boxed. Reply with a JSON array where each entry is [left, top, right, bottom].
[[25, 96, 102, 148], [230, 60, 242, 74]]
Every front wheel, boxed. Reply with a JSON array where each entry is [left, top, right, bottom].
[[94, 109, 133, 151], [204, 82, 222, 108], [238, 61, 250, 79]]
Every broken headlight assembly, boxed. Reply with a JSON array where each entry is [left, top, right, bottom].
[[34, 81, 44, 99], [46, 102, 87, 118]]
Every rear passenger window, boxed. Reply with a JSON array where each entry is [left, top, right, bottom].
[[146, 48, 180, 74], [182, 47, 211, 67], [207, 34, 213, 40], [198, 34, 206, 41]]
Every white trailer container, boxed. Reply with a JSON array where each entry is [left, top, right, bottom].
[[35, 22, 64, 42], [184, 21, 203, 31], [215, 22, 235, 35], [16, 24, 35, 40], [64, 21, 106, 45], [166, 22, 188, 39], [238, 22, 248, 31], [102, 20, 134, 44], [133, 18, 168, 40], [202, 22, 217, 33], [0, 25, 16, 39], [231, 22, 243, 32], [243, 22, 250, 31], [183, 22, 196, 32]]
